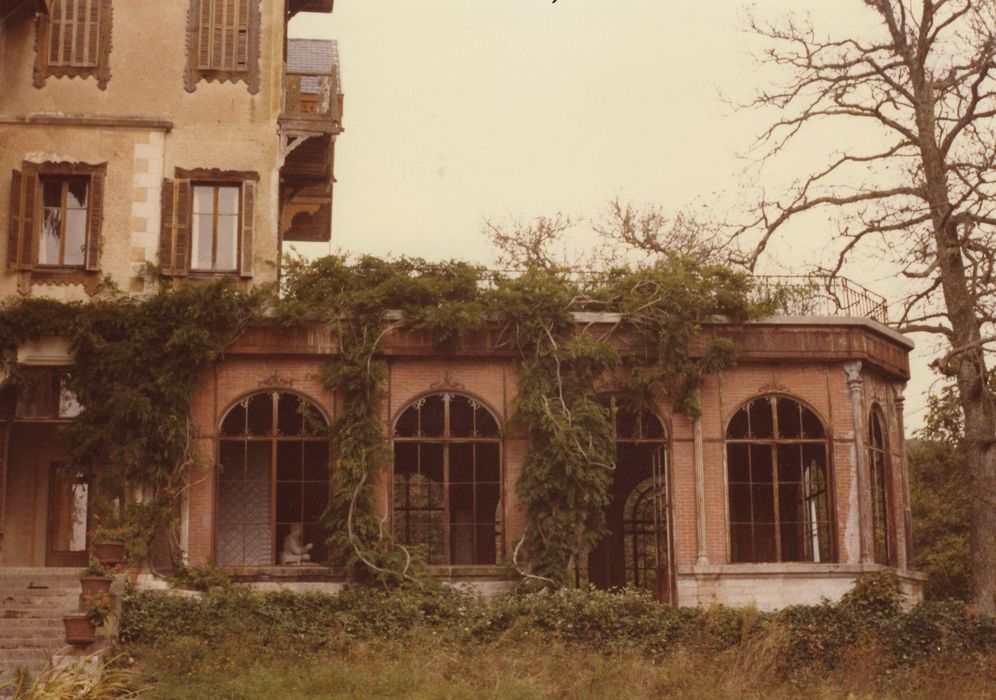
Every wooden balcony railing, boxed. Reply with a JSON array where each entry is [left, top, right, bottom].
[[281, 65, 342, 132]]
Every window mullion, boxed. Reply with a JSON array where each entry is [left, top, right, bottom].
[[58, 181, 69, 266], [212, 186, 220, 268], [771, 443, 782, 562]]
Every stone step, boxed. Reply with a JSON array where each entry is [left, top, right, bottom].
[[1, 596, 79, 606], [0, 637, 64, 650], [0, 619, 63, 631], [0, 648, 56, 664], [0, 568, 82, 576], [0, 610, 75, 620]]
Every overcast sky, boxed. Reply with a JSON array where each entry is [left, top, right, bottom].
[[288, 2, 939, 428]]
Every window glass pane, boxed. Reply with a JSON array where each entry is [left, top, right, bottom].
[[277, 393, 304, 436], [749, 444, 773, 484], [420, 394, 445, 437], [246, 441, 271, 481], [749, 399, 774, 438], [449, 442, 474, 483], [776, 444, 802, 483], [191, 213, 214, 270], [729, 483, 751, 523], [219, 440, 246, 478], [302, 441, 330, 481], [751, 483, 775, 523], [727, 406, 749, 439], [64, 209, 87, 265], [302, 484, 329, 522], [475, 404, 500, 437], [730, 523, 753, 563], [247, 393, 273, 435], [394, 404, 419, 437], [40, 208, 62, 265], [727, 443, 750, 483], [801, 405, 825, 438], [276, 441, 302, 481], [66, 179, 87, 208], [419, 443, 444, 485], [276, 482, 303, 523], [216, 214, 238, 270], [193, 185, 214, 214], [221, 401, 247, 436], [42, 179, 62, 207], [753, 523, 777, 562], [218, 186, 239, 215], [776, 398, 802, 438], [476, 443, 500, 482], [449, 395, 475, 437]]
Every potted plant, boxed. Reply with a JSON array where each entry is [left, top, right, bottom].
[[79, 557, 112, 597], [62, 613, 95, 648], [83, 591, 113, 629], [91, 525, 127, 567]]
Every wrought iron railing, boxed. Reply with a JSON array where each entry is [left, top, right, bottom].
[[750, 275, 889, 324], [483, 271, 889, 324]]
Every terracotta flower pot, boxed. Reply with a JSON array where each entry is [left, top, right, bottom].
[[93, 541, 125, 567], [63, 614, 96, 648], [80, 575, 112, 597]]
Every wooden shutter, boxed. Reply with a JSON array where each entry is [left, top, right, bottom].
[[84, 171, 103, 272], [240, 180, 255, 277], [236, 0, 249, 69], [197, 0, 212, 70], [159, 178, 176, 275], [17, 173, 37, 270], [7, 171, 22, 270], [85, 0, 100, 67], [174, 180, 191, 275], [159, 179, 191, 276], [48, 0, 64, 65]]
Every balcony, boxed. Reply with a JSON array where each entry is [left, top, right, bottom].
[[750, 275, 889, 324], [287, 0, 333, 15], [279, 40, 343, 137], [279, 39, 342, 244]]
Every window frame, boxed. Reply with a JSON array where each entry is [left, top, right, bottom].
[[391, 392, 504, 567], [725, 394, 837, 564], [160, 168, 257, 279], [33, 0, 113, 89], [185, 0, 262, 94], [37, 175, 89, 269], [189, 182, 242, 273], [214, 390, 332, 567], [868, 405, 895, 566], [8, 161, 105, 277]]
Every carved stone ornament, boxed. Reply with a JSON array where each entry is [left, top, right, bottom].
[[758, 380, 790, 394], [429, 371, 466, 391], [842, 360, 863, 388], [257, 372, 296, 388]]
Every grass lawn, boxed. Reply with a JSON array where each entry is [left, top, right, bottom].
[[124, 634, 996, 700]]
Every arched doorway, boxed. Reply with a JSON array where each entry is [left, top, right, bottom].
[[586, 398, 672, 600], [215, 391, 330, 566]]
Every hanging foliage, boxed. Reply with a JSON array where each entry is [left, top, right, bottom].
[[0, 253, 769, 586], [0, 280, 259, 563]]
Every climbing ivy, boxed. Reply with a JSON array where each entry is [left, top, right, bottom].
[[280, 253, 771, 585], [0, 253, 769, 586], [0, 280, 259, 564]]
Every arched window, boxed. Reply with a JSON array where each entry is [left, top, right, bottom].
[[726, 395, 831, 563], [586, 397, 670, 594], [868, 406, 892, 565], [216, 391, 330, 566], [393, 392, 501, 565]]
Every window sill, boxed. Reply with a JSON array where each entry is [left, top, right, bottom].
[[678, 562, 927, 580]]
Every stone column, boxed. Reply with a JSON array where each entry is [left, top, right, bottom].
[[843, 361, 872, 564], [893, 384, 913, 570], [692, 390, 708, 565]]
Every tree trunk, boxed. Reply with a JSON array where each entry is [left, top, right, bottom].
[[916, 93, 996, 613]]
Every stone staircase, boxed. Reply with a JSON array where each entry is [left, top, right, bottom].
[[0, 568, 80, 682]]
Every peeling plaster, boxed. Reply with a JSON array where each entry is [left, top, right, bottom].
[[845, 440, 860, 562]]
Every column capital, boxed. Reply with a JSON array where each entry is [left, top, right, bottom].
[[843, 360, 864, 390]]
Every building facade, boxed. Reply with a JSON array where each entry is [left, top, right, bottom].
[[0, 1, 922, 609]]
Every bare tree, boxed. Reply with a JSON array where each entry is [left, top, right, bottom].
[[737, 0, 996, 612], [595, 198, 730, 265]]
